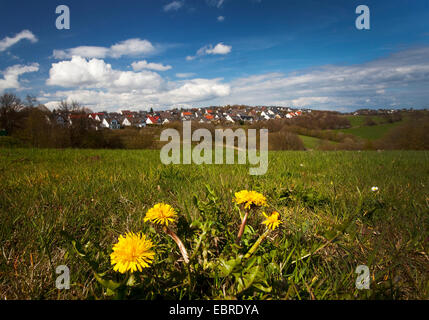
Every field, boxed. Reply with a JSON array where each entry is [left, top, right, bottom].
[[1, 148, 428, 300], [298, 135, 322, 149], [338, 122, 403, 141], [296, 115, 410, 150]]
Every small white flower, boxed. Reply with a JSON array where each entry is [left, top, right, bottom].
[[300, 164, 304, 167], [371, 186, 379, 192]]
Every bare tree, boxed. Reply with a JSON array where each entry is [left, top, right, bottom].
[[25, 95, 38, 108], [0, 93, 24, 133], [58, 100, 91, 115], [57, 100, 71, 116]]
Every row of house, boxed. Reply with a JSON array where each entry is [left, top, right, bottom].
[[55, 106, 309, 129]]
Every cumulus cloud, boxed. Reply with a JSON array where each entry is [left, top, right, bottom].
[[149, 78, 230, 105], [43, 56, 229, 109], [47, 56, 163, 91], [163, 1, 184, 12], [43, 78, 230, 110], [53, 38, 156, 59], [131, 60, 172, 72], [205, 43, 231, 55], [0, 63, 39, 92], [187, 42, 232, 60], [217, 16, 225, 22], [0, 30, 38, 52]]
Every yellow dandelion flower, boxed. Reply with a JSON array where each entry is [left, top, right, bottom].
[[110, 232, 155, 274], [262, 211, 282, 230], [234, 190, 267, 209], [144, 203, 178, 226]]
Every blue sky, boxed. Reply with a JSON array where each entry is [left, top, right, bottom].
[[0, 0, 428, 111]]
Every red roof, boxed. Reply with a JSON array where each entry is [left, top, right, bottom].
[[205, 115, 214, 120], [182, 112, 192, 116], [147, 116, 159, 123]]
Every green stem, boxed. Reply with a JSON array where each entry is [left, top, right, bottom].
[[243, 229, 271, 259], [189, 230, 207, 262]]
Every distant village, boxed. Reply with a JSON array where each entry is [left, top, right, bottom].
[[52, 106, 308, 129], [51, 104, 406, 130]]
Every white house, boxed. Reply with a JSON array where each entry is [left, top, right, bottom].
[[122, 118, 132, 127], [101, 118, 110, 128], [261, 111, 271, 120], [225, 115, 235, 123]]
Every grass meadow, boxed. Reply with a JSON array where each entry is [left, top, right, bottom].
[[337, 122, 404, 141], [0, 148, 428, 299]]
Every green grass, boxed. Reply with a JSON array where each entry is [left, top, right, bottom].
[[299, 135, 338, 150], [298, 135, 322, 149], [338, 122, 403, 140], [338, 115, 408, 141], [345, 115, 386, 127], [0, 148, 428, 300], [346, 115, 368, 127]]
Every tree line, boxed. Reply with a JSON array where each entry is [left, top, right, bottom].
[[0, 93, 427, 150]]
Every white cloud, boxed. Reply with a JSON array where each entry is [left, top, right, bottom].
[[43, 56, 229, 110], [0, 30, 38, 52], [176, 72, 196, 78], [163, 1, 184, 12], [205, 43, 231, 55], [110, 39, 155, 58], [217, 16, 225, 22], [146, 78, 230, 105], [53, 38, 156, 59], [211, 47, 429, 110], [187, 42, 232, 60], [53, 47, 109, 59], [47, 56, 163, 91], [131, 60, 172, 71], [43, 78, 230, 110], [0, 63, 39, 92]]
